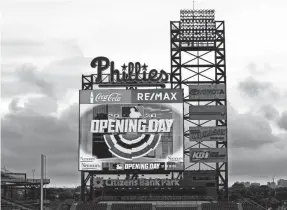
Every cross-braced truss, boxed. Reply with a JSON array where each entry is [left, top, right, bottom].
[[80, 9, 227, 202], [170, 9, 228, 200]]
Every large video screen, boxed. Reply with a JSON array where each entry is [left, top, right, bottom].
[[79, 89, 184, 172]]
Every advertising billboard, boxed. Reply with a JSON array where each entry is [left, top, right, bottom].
[[79, 89, 184, 172], [189, 126, 227, 141], [93, 177, 180, 189], [189, 84, 226, 100], [93, 177, 214, 189], [182, 171, 217, 188], [189, 106, 226, 120], [189, 148, 227, 163]]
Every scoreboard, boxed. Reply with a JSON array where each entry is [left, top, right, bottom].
[[103, 162, 183, 172]]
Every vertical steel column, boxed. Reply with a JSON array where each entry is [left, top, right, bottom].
[[81, 172, 86, 201], [214, 21, 228, 199], [171, 9, 228, 200], [40, 154, 44, 210], [170, 21, 182, 89], [90, 174, 94, 201], [81, 73, 93, 202]]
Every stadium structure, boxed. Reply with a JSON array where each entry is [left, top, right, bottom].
[[77, 9, 250, 210], [1, 9, 270, 210], [1, 167, 50, 209]]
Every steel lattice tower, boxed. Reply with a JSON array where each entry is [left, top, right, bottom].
[[80, 9, 227, 201], [170, 9, 228, 200]]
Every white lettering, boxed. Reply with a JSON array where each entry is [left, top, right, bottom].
[[95, 93, 121, 102], [136, 92, 178, 101], [163, 93, 169, 100], [90, 120, 99, 132], [124, 163, 160, 170], [192, 151, 209, 159], [107, 119, 115, 133], [90, 119, 174, 133], [166, 119, 174, 131], [148, 119, 159, 132], [145, 93, 150, 100], [171, 92, 177, 100], [155, 93, 162, 100], [99, 120, 108, 132], [137, 119, 146, 132], [158, 119, 166, 132], [137, 93, 143, 100]]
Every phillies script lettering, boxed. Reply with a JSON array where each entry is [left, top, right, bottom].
[[95, 93, 121, 102], [90, 56, 169, 83]]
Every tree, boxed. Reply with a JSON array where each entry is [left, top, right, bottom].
[[58, 191, 73, 201]]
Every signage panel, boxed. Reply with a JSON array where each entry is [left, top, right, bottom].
[[93, 178, 180, 189], [93, 177, 216, 189], [189, 126, 227, 141], [190, 148, 227, 163], [189, 106, 226, 120], [90, 56, 170, 84], [189, 84, 226, 100], [79, 89, 184, 172]]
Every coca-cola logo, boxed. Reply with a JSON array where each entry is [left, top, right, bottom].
[[95, 93, 122, 102]]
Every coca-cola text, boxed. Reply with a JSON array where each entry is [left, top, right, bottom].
[[94, 93, 122, 102]]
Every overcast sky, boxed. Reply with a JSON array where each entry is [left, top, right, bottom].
[[1, 0, 287, 187]]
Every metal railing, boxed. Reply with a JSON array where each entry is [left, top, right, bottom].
[[1, 178, 50, 184]]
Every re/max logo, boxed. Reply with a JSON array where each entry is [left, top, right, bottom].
[[137, 92, 177, 101]]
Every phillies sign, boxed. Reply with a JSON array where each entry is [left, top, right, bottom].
[[90, 56, 169, 83]]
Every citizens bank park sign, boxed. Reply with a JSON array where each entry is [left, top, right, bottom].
[[79, 89, 184, 172], [93, 177, 180, 189]]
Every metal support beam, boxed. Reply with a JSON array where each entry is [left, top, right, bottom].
[[81, 172, 86, 201], [171, 10, 228, 200], [79, 9, 228, 202], [40, 154, 44, 210]]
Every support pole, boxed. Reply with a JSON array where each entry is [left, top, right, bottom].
[[90, 174, 95, 201], [25, 174, 27, 200], [81, 172, 86, 201], [40, 154, 44, 210]]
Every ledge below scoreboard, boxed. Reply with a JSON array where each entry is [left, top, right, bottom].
[[102, 162, 184, 172]]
